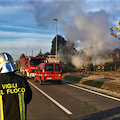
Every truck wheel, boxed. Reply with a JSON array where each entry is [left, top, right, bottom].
[[34, 77, 37, 82], [58, 80, 61, 84], [39, 79, 43, 85]]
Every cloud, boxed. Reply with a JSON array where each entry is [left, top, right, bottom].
[[0, 31, 54, 39], [0, 38, 52, 60], [0, 30, 54, 59], [0, 25, 46, 32], [82, 0, 120, 25]]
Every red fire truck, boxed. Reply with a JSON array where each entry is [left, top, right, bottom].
[[20, 57, 45, 78], [34, 62, 62, 85]]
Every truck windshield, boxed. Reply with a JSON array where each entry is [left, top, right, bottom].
[[29, 59, 44, 65], [45, 64, 53, 71], [55, 64, 60, 71]]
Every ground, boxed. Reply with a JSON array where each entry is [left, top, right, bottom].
[[62, 71, 120, 98]]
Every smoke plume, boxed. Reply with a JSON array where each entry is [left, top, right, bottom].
[[30, 0, 120, 68]]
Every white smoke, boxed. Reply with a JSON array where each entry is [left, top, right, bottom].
[[67, 9, 120, 67], [30, 0, 120, 68]]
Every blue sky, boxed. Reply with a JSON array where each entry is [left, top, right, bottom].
[[0, 0, 120, 60]]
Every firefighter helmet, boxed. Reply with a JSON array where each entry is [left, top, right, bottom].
[[0, 52, 16, 73]]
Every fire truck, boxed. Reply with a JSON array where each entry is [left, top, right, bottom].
[[34, 54, 61, 84], [34, 62, 62, 85], [20, 57, 45, 78]]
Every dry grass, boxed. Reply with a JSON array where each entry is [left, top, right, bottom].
[[62, 71, 120, 94]]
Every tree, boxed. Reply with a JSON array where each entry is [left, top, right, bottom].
[[36, 49, 44, 57], [51, 35, 67, 55], [20, 54, 25, 59], [44, 52, 50, 58]]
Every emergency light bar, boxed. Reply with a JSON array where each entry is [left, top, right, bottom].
[[45, 58, 59, 63]]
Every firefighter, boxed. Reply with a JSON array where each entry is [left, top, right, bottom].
[[102, 64, 105, 71], [0, 52, 32, 120], [81, 64, 85, 71], [97, 64, 101, 71]]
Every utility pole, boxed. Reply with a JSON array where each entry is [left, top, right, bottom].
[[32, 50, 33, 57], [53, 19, 58, 59], [27, 46, 29, 57]]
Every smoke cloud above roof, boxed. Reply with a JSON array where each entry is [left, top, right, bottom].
[[30, 0, 120, 67]]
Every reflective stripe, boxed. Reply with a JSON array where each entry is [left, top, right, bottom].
[[9, 63, 14, 71], [0, 95, 4, 120], [18, 93, 25, 120], [4, 53, 8, 61]]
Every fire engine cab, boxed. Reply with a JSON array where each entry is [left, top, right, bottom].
[[34, 62, 62, 85], [20, 57, 45, 78]]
